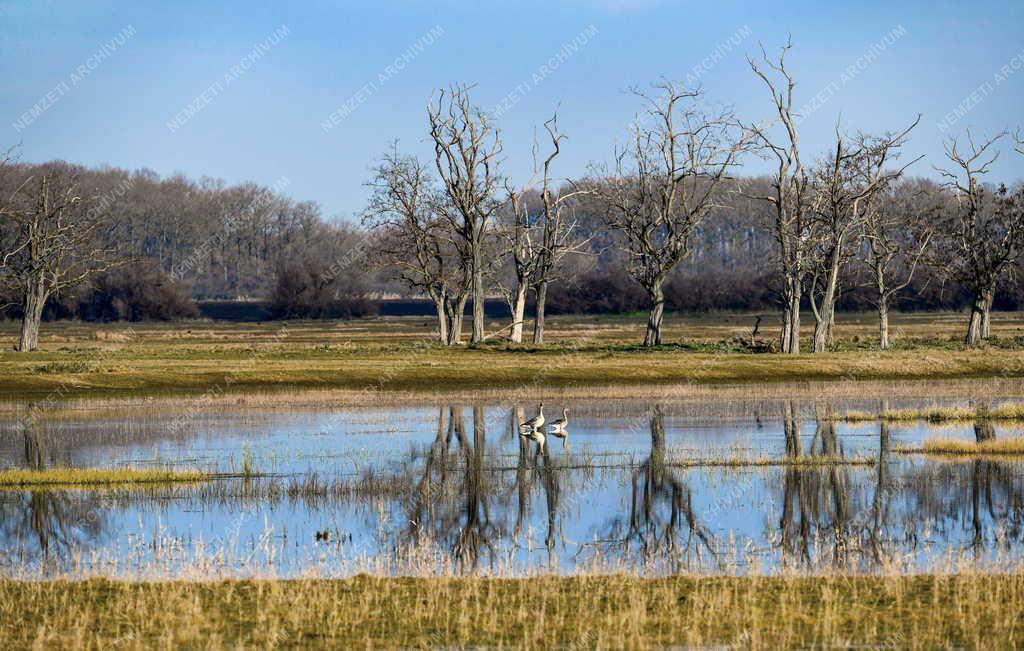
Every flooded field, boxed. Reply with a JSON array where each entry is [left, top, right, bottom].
[[2, 394, 1023, 579]]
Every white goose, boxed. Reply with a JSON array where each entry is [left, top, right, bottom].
[[548, 408, 569, 436], [548, 408, 569, 448], [520, 403, 545, 433]]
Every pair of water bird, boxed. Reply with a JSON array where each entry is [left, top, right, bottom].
[[519, 403, 569, 451]]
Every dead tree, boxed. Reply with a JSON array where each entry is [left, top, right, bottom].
[[363, 146, 469, 344], [806, 119, 920, 353], [594, 81, 747, 346], [497, 180, 541, 343], [746, 40, 814, 354], [497, 114, 589, 344], [861, 178, 938, 349], [934, 130, 1024, 346], [531, 115, 590, 344], [1, 162, 116, 351], [428, 85, 502, 344]]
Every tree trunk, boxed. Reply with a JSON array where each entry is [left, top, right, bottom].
[[643, 283, 665, 347], [825, 307, 836, 348], [980, 289, 993, 340], [812, 248, 843, 354], [446, 293, 469, 345], [780, 302, 792, 353], [974, 420, 996, 443], [873, 259, 890, 351], [878, 300, 890, 350], [965, 293, 988, 347], [470, 244, 485, 343], [781, 277, 801, 354], [431, 293, 449, 345], [509, 283, 527, 344], [532, 281, 548, 345], [788, 292, 801, 354], [812, 318, 830, 353], [17, 284, 47, 353]]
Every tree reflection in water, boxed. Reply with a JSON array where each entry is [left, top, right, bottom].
[[776, 400, 1024, 570], [0, 425, 105, 570], [5, 402, 1024, 576], [394, 405, 569, 571], [583, 406, 714, 572]]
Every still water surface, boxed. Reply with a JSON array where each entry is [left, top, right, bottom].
[[1, 397, 1022, 578]]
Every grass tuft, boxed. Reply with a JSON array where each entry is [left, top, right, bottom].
[[895, 436, 1024, 456], [0, 467, 209, 488], [671, 454, 874, 467], [838, 410, 877, 422], [839, 403, 1024, 423]]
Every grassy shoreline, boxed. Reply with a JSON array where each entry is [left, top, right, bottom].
[[1, 574, 1021, 648], [4, 343, 1024, 402], [2, 313, 1024, 401]]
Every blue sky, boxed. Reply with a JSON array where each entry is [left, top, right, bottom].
[[2, 0, 1022, 220]]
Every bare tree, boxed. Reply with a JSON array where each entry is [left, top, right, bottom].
[[594, 82, 747, 346], [934, 130, 1024, 346], [497, 181, 541, 343], [861, 178, 937, 349], [531, 114, 590, 344], [746, 40, 814, 354], [428, 85, 502, 344], [806, 119, 920, 352], [498, 113, 590, 344], [363, 146, 469, 344], [1, 162, 116, 351]]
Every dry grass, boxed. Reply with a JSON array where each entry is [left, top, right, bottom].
[[896, 436, 1024, 456], [835, 403, 1024, 423], [2, 313, 1024, 402], [1, 574, 1022, 648], [881, 404, 1024, 422], [672, 454, 874, 467], [0, 467, 208, 488], [838, 410, 879, 422], [6, 377, 1024, 424]]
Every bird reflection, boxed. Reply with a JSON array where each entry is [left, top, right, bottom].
[[548, 408, 570, 449]]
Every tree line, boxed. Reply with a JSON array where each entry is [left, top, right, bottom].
[[2, 41, 1023, 352]]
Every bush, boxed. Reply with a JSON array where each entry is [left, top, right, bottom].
[[546, 270, 647, 315], [269, 258, 377, 319], [78, 260, 199, 321]]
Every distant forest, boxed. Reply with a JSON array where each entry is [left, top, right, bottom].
[[0, 159, 1022, 322]]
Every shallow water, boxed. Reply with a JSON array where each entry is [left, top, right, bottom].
[[1, 397, 1022, 578]]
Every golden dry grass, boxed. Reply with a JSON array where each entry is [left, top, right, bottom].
[[0, 467, 208, 488], [1, 574, 1022, 649], [896, 436, 1024, 456], [2, 313, 1024, 402], [837, 403, 1024, 423], [671, 454, 874, 467]]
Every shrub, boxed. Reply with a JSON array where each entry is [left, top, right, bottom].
[[269, 257, 377, 319], [78, 259, 199, 321]]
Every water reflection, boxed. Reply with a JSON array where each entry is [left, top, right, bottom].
[[0, 425, 106, 567], [1, 400, 1024, 577], [778, 401, 856, 568], [588, 406, 713, 571]]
